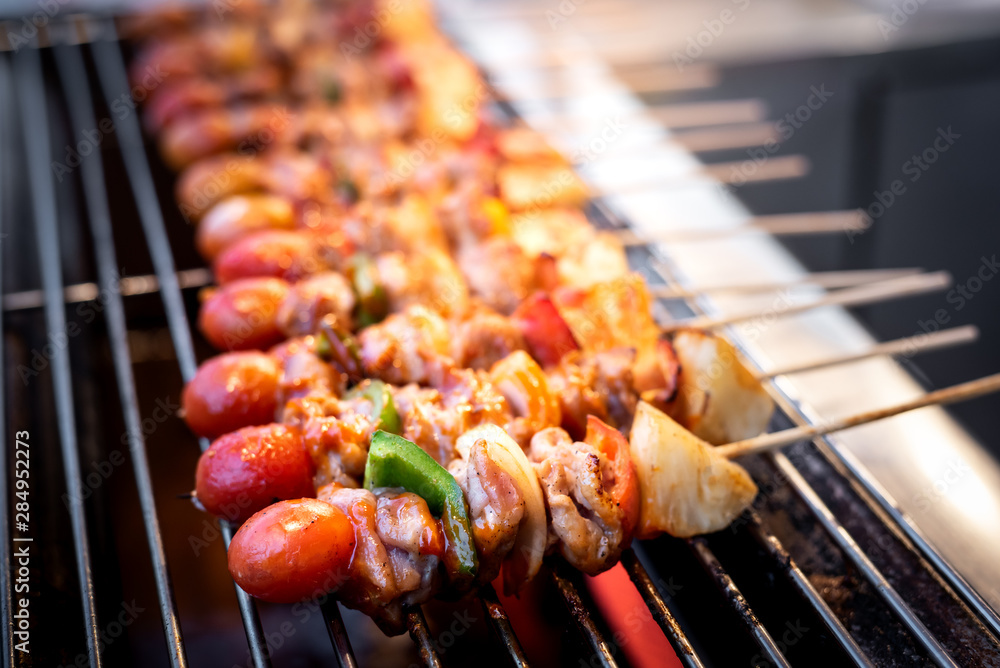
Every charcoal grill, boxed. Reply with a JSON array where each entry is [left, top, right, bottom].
[[1, 9, 999, 668]]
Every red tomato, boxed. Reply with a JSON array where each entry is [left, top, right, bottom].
[[198, 277, 290, 351], [195, 424, 315, 523], [213, 230, 325, 284], [182, 352, 281, 439], [511, 292, 580, 367], [228, 499, 356, 603], [584, 415, 640, 542], [196, 194, 296, 261]]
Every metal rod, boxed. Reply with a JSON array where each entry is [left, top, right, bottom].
[[619, 549, 704, 668], [321, 599, 359, 668], [53, 42, 188, 668], [687, 539, 791, 668], [479, 585, 531, 668], [549, 562, 619, 668], [13, 42, 102, 668], [2, 268, 213, 312], [769, 452, 960, 667], [88, 21, 274, 668], [406, 608, 444, 668], [742, 513, 873, 667]]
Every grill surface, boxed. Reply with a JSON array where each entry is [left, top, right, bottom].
[[1, 11, 999, 668]]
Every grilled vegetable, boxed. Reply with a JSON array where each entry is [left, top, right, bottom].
[[228, 498, 355, 603], [511, 291, 580, 368], [628, 402, 757, 538], [198, 277, 289, 351], [583, 415, 640, 542], [344, 380, 402, 435], [363, 431, 478, 585], [182, 351, 280, 438], [195, 424, 315, 523], [348, 254, 389, 328]]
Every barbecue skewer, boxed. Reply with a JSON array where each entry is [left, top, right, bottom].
[[661, 271, 952, 332], [617, 210, 868, 246], [718, 372, 1000, 460], [757, 325, 979, 379], [586, 154, 810, 194], [649, 267, 922, 298]]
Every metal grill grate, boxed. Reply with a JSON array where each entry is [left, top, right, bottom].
[[1, 13, 999, 668]]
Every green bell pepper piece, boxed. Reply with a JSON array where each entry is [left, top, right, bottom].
[[364, 431, 478, 583], [348, 254, 388, 328], [344, 380, 402, 435]]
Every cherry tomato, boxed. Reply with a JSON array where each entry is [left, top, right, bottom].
[[195, 424, 314, 523], [199, 277, 290, 351], [214, 230, 325, 284], [196, 194, 296, 261], [228, 498, 356, 603], [182, 352, 281, 439]]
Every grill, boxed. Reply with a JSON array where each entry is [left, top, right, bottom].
[[1, 8, 999, 668]]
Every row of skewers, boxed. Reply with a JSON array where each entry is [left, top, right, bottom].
[[125, 0, 1000, 637]]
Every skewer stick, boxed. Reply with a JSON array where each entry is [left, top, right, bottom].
[[529, 99, 768, 134], [617, 210, 867, 246], [718, 372, 1000, 460], [758, 325, 980, 379], [660, 271, 953, 333], [649, 267, 923, 298], [590, 155, 810, 198]]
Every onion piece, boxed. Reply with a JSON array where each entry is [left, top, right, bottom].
[[628, 401, 758, 538], [455, 424, 547, 593]]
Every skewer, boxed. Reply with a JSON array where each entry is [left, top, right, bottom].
[[718, 372, 1000, 460], [528, 99, 768, 135], [589, 155, 809, 198], [617, 210, 867, 246], [557, 122, 781, 158], [758, 325, 980, 379], [661, 271, 952, 333], [649, 267, 922, 298]]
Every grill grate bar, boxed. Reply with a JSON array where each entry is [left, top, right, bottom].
[[687, 538, 792, 668], [768, 451, 960, 667], [0, 53, 13, 668], [743, 512, 872, 667], [407, 608, 444, 668], [479, 585, 530, 668], [549, 561, 618, 668], [85, 21, 275, 668], [12, 42, 102, 667], [321, 599, 358, 668], [619, 549, 704, 668], [803, 415, 1000, 640], [53, 41, 189, 668]]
